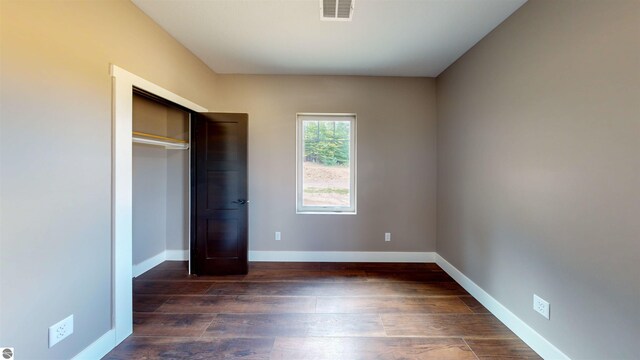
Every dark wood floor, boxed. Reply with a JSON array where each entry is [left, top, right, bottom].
[[104, 261, 540, 359]]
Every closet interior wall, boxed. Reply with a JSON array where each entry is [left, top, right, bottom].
[[132, 94, 190, 268]]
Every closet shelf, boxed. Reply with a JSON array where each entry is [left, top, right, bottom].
[[132, 131, 189, 150]]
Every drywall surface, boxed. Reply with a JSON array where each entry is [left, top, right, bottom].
[[165, 108, 190, 253], [436, 1, 640, 358], [217, 75, 437, 252], [0, 1, 219, 358], [133, 144, 167, 264], [166, 150, 189, 252]]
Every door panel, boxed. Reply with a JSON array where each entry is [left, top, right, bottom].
[[192, 112, 248, 275], [205, 218, 239, 258], [207, 171, 239, 210]]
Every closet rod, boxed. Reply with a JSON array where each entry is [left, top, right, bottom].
[[132, 132, 189, 150], [132, 131, 187, 144]]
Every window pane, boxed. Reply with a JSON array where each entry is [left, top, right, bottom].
[[302, 120, 351, 207]]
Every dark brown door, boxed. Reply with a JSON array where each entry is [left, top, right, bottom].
[[191, 113, 248, 275]]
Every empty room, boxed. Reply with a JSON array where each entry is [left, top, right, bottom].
[[1, 0, 638, 359]]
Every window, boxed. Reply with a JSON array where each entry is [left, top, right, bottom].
[[297, 113, 356, 214]]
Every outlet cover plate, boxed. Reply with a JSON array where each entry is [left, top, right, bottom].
[[533, 294, 550, 319], [49, 314, 74, 348], [385, 233, 391, 242]]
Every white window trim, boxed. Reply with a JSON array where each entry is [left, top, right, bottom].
[[296, 113, 357, 214]]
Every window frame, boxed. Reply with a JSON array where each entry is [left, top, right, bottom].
[[296, 113, 357, 214]]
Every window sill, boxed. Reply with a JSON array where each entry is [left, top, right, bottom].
[[296, 210, 357, 215]]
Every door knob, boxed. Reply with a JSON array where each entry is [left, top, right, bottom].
[[232, 199, 249, 205]]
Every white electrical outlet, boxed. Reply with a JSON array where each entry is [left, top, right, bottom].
[[275, 231, 281, 241], [385, 232, 391, 242], [533, 294, 550, 319], [49, 314, 73, 348]]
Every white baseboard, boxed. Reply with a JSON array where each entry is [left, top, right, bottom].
[[132, 250, 189, 277], [249, 251, 435, 263], [72, 329, 116, 360], [435, 254, 570, 360], [132, 251, 166, 277], [166, 249, 188, 260]]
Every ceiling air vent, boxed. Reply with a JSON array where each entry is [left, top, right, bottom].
[[321, 0, 354, 21]]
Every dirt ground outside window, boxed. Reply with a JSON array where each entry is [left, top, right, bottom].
[[302, 161, 350, 206]]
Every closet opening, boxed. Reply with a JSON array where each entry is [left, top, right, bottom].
[[132, 88, 192, 275]]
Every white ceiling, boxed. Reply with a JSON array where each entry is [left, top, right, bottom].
[[132, 0, 527, 77]]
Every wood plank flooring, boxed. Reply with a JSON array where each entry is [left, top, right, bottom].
[[104, 261, 540, 359]]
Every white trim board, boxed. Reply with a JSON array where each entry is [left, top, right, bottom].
[[132, 251, 166, 278], [72, 329, 115, 360], [111, 64, 208, 346], [435, 254, 570, 360], [249, 251, 435, 263], [132, 250, 189, 278]]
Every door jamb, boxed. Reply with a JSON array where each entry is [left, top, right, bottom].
[[110, 65, 207, 344]]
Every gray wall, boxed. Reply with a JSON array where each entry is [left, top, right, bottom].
[[0, 1, 220, 359], [436, 1, 640, 358], [133, 144, 168, 264], [166, 150, 189, 252], [166, 109, 190, 252], [217, 75, 437, 252]]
